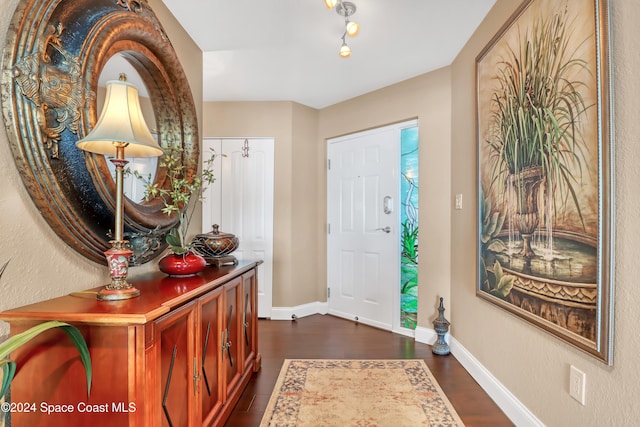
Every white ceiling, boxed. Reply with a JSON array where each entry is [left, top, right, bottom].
[[161, 0, 496, 109]]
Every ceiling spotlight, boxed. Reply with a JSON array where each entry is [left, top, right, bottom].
[[324, 0, 338, 9], [346, 20, 359, 37], [339, 37, 351, 58]]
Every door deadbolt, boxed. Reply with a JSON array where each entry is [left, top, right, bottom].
[[383, 196, 393, 214]]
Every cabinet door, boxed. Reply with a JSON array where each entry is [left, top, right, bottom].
[[241, 268, 258, 371], [154, 301, 197, 427], [198, 287, 224, 425], [221, 276, 243, 400]]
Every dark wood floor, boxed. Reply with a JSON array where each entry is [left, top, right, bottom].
[[226, 314, 513, 426]]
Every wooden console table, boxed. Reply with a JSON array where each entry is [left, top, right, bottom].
[[0, 260, 261, 427]]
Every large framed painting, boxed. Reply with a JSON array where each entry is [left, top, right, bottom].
[[476, 0, 613, 363]]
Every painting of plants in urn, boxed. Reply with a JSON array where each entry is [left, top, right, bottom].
[[476, 0, 613, 363]]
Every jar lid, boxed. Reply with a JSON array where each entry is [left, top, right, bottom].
[[196, 224, 236, 239]]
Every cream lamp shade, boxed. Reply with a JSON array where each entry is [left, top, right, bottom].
[[77, 76, 163, 157]]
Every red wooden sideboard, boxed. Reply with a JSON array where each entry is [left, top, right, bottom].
[[0, 260, 261, 427]]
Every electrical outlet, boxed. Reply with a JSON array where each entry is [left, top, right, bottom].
[[569, 365, 586, 405]]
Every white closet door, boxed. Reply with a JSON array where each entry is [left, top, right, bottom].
[[202, 138, 274, 318]]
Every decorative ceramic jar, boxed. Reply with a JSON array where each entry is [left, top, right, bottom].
[[158, 251, 207, 277], [191, 224, 239, 266]]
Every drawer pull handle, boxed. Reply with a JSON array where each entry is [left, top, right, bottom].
[[222, 305, 234, 367]]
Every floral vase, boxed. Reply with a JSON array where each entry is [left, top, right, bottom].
[[158, 251, 207, 277]]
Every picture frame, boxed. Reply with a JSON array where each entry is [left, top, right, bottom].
[[476, 0, 613, 363]]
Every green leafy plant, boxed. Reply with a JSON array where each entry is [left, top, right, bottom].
[[485, 7, 590, 228], [480, 188, 507, 254], [479, 189, 510, 296], [401, 219, 419, 266], [135, 145, 218, 255], [0, 260, 92, 399], [481, 261, 515, 300], [400, 219, 419, 328], [400, 263, 418, 327]]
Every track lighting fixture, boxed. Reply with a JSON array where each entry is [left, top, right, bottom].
[[325, 0, 359, 57]]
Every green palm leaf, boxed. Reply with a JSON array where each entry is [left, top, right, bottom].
[[0, 360, 16, 400], [0, 321, 92, 399]]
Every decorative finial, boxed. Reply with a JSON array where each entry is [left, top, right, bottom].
[[432, 297, 451, 355]]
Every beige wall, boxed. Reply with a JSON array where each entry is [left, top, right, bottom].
[[451, 0, 640, 425], [291, 103, 324, 302], [0, 0, 202, 337]]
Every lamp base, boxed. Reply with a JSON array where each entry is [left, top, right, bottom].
[[97, 285, 140, 301], [97, 240, 140, 301]]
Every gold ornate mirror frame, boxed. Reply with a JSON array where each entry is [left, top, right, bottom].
[[1, 0, 199, 264]]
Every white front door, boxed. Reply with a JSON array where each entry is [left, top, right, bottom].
[[202, 138, 274, 318], [327, 125, 400, 331]]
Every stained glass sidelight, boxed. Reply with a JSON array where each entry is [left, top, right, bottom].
[[400, 126, 419, 329]]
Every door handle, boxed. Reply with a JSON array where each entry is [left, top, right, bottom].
[[376, 226, 391, 233]]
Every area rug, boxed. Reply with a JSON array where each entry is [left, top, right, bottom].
[[260, 359, 464, 426]]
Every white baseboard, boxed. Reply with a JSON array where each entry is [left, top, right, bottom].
[[408, 327, 543, 426], [269, 301, 328, 320], [415, 325, 445, 345], [449, 336, 544, 427]]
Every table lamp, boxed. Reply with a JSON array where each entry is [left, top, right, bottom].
[[77, 74, 163, 301]]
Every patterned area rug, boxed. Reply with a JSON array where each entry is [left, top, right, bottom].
[[260, 359, 465, 426]]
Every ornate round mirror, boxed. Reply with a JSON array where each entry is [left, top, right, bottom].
[[1, 0, 199, 265]]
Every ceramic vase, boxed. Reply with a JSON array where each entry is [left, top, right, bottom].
[[158, 251, 207, 277]]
